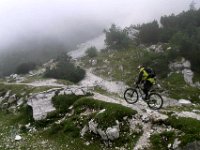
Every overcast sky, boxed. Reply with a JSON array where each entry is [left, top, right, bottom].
[[0, 0, 199, 49]]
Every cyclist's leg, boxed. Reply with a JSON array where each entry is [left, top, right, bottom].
[[143, 80, 153, 100]]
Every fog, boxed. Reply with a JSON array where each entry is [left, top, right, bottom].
[[0, 0, 200, 50]]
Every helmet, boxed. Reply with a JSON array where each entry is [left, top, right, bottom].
[[137, 65, 142, 69]]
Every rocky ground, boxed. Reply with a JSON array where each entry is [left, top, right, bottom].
[[0, 43, 200, 149], [1, 64, 200, 149]]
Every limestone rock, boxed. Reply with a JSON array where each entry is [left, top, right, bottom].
[[106, 126, 120, 140], [27, 91, 56, 120], [88, 119, 98, 134]]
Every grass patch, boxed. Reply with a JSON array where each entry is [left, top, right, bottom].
[[164, 105, 200, 114], [163, 73, 200, 103], [0, 83, 55, 100], [74, 97, 137, 129], [165, 116, 200, 146], [46, 97, 139, 149], [47, 119, 80, 138], [10, 105, 34, 125], [21, 75, 44, 83], [52, 94, 85, 114], [193, 72, 200, 83], [93, 86, 108, 95], [0, 83, 28, 96], [150, 131, 176, 150]]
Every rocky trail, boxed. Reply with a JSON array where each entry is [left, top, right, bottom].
[[4, 66, 199, 150]]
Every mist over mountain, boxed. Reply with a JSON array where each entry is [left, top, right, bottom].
[[0, 0, 200, 76], [0, 25, 103, 76], [1, 0, 199, 50]]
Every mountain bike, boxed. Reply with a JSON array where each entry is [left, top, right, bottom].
[[124, 84, 163, 110]]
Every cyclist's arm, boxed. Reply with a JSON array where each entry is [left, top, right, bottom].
[[136, 71, 143, 84]]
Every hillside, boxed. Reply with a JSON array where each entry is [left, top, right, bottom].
[[0, 45, 199, 149], [0, 7, 200, 150]]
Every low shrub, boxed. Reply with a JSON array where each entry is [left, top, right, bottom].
[[11, 105, 34, 125], [85, 46, 98, 58], [44, 54, 85, 83], [164, 73, 200, 103], [150, 131, 176, 150], [74, 97, 137, 129], [16, 62, 36, 74], [63, 120, 80, 138], [165, 116, 200, 146], [52, 94, 84, 114]]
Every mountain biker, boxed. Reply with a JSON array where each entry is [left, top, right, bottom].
[[136, 65, 156, 100]]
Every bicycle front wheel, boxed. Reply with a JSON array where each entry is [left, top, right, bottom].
[[124, 88, 138, 104], [147, 93, 163, 110]]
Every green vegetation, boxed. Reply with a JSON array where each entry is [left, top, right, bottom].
[[16, 62, 36, 74], [134, 8, 200, 73], [73, 97, 137, 129], [164, 105, 200, 114], [166, 116, 200, 146], [52, 94, 85, 114], [81, 48, 140, 85], [0, 93, 139, 149], [82, 44, 200, 102], [141, 48, 178, 78], [11, 105, 34, 125], [150, 131, 176, 150], [44, 53, 85, 83], [137, 20, 160, 44], [39, 95, 138, 149], [163, 73, 200, 103], [104, 24, 133, 50], [85, 46, 98, 58], [150, 115, 200, 149]]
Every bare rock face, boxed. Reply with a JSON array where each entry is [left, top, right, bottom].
[[182, 69, 194, 85], [97, 128, 108, 140], [27, 91, 56, 120], [7, 95, 17, 104], [178, 99, 192, 106], [169, 57, 197, 86], [6, 74, 25, 83], [173, 138, 181, 149], [169, 58, 191, 71], [80, 125, 89, 137], [27, 86, 90, 121], [141, 109, 168, 123], [88, 119, 98, 134], [88, 119, 120, 141], [147, 44, 164, 53], [106, 125, 120, 140]]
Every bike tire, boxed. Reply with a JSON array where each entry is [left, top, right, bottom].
[[124, 88, 139, 104], [147, 93, 163, 110]]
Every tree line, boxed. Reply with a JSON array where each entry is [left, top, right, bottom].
[[104, 8, 200, 74]]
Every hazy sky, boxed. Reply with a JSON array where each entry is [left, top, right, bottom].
[[0, 0, 199, 49]]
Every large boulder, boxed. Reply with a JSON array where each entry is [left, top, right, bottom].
[[106, 125, 120, 140], [169, 58, 196, 86], [169, 58, 191, 71], [27, 90, 57, 120]]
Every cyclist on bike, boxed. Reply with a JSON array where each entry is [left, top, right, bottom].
[[136, 65, 156, 100]]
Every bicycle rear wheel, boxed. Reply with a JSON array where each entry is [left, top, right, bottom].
[[124, 88, 138, 104], [147, 93, 163, 110]]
